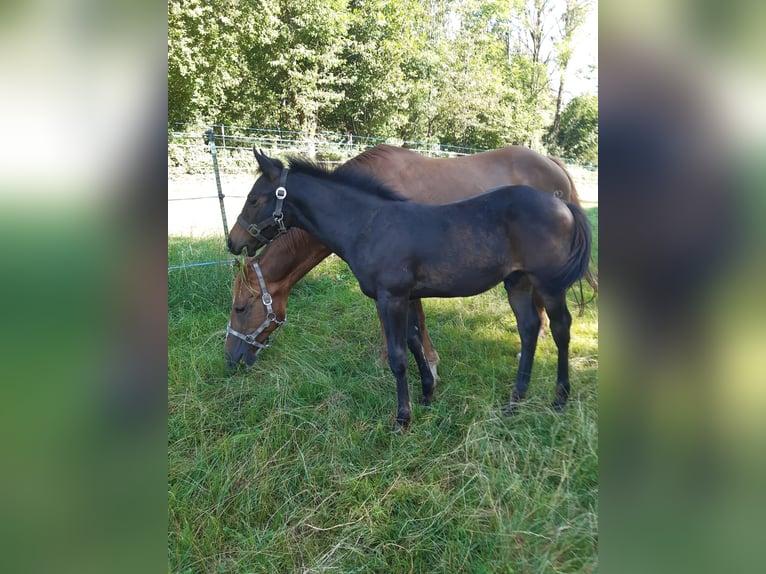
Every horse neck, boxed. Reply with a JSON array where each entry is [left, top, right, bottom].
[[256, 229, 332, 296], [287, 173, 383, 257]]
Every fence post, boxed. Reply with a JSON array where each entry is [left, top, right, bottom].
[[206, 129, 230, 239]]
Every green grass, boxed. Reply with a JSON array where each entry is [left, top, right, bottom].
[[168, 210, 598, 573]]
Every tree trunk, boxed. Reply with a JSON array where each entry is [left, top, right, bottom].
[[550, 74, 565, 144]]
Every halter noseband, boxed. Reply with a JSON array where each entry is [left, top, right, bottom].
[[226, 261, 286, 358], [237, 168, 289, 246]]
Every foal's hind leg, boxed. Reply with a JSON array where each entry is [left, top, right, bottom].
[[540, 291, 573, 411], [503, 273, 541, 415], [406, 301, 436, 406]]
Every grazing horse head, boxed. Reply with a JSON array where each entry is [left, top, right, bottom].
[[224, 258, 287, 370], [228, 150, 290, 257]]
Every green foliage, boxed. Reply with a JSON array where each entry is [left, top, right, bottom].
[[552, 94, 598, 165], [168, 0, 250, 125], [168, 0, 597, 155], [324, 0, 430, 137]]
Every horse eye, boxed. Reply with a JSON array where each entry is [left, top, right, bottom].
[[235, 305, 247, 314]]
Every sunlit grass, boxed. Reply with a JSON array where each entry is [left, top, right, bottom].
[[168, 216, 598, 573]]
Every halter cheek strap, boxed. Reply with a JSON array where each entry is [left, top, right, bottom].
[[238, 169, 289, 246], [226, 261, 286, 357]]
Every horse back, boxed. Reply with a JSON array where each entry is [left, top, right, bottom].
[[342, 145, 574, 204]]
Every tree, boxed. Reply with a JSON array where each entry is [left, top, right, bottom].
[[167, 0, 593, 154], [548, 0, 591, 148], [168, 0, 252, 126], [553, 93, 597, 164], [432, 0, 533, 149], [324, 0, 432, 138]]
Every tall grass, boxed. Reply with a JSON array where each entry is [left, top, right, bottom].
[[168, 209, 598, 573]]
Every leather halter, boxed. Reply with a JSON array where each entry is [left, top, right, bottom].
[[226, 261, 286, 357], [237, 168, 289, 247]]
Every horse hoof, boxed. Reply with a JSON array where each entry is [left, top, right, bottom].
[[393, 420, 410, 435], [420, 395, 432, 407], [502, 402, 520, 417], [551, 400, 566, 413]]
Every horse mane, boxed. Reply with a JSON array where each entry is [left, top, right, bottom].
[[244, 228, 314, 274], [287, 154, 408, 202]]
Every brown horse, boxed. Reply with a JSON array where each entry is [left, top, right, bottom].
[[225, 144, 596, 370]]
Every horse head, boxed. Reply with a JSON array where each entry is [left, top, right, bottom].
[[224, 258, 287, 370], [227, 149, 289, 257]]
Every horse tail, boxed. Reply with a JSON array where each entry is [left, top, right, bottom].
[[552, 202, 593, 306], [548, 155, 599, 300]]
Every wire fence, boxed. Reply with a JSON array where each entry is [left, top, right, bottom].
[[167, 260, 234, 271], [168, 124, 494, 271], [168, 123, 596, 271], [170, 122, 487, 159]]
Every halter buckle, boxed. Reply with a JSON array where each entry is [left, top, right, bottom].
[[275, 187, 287, 200], [262, 292, 273, 306]]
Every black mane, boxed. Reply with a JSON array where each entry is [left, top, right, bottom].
[[285, 155, 408, 202]]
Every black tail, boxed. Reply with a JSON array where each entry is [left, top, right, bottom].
[[548, 155, 598, 295], [552, 202, 593, 294]]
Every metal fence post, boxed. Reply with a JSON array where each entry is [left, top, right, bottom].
[[206, 129, 230, 239]]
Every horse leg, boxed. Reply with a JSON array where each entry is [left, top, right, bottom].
[[406, 301, 437, 406], [540, 291, 573, 411], [533, 289, 549, 338], [376, 293, 413, 433], [413, 299, 440, 380], [503, 273, 541, 415], [376, 307, 389, 367]]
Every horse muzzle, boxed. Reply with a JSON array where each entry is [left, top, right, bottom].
[[227, 233, 258, 257], [224, 336, 260, 372]]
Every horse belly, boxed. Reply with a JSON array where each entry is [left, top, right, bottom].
[[412, 256, 513, 298]]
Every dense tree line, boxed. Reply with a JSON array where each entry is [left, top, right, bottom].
[[169, 0, 597, 162]]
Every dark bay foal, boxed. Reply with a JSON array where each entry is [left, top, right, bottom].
[[225, 144, 597, 370], [230, 151, 592, 432]]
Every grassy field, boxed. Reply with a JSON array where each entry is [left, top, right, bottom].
[[168, 208, 598, 573]]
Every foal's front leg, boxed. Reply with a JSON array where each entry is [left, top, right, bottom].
[[378, 299, 440, 380], [376, 293, 412, 432]]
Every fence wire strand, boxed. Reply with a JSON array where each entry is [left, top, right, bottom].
[[168, 125, 592, 272]]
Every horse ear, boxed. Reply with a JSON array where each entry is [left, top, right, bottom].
[[253, 147, 281, 180]]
